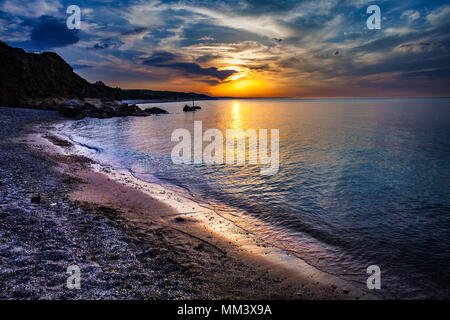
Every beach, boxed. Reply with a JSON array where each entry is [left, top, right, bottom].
[[1, 0, 450, 303], [0, 106, 372, 300]]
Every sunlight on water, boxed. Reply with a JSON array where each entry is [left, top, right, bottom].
[[231, 101, 242, 130]]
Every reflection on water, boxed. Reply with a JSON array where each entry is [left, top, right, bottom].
[[61, 98, 450, 299], [231, 101, 241, 130]]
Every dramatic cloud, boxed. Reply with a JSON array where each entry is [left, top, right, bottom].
[[143, 51, 236, 80], [1, 0, 449, 96], [30, 16, 79, 49]]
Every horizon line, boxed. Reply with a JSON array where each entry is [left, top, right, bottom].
[[203, 96, 450, 100]]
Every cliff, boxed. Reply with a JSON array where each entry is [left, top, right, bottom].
[[0, 40, 210, 111]]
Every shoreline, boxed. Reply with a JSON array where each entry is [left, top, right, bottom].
[[18, 117, 377, 300]]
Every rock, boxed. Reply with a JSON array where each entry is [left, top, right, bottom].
[[74, 113, 85, 120], [31, 194, 41, 204], [143, 107, 169, 115], [58, 99, 84, 118], [50, 98, 169, 119], [183, 105, 202, 112], [43, 97, 65, 108], [83, 98, 103, 109]]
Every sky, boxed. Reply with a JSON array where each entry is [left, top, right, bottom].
[[1, 0, 450, 97]]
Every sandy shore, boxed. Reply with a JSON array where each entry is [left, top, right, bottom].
[[1, 108, 376, 299]]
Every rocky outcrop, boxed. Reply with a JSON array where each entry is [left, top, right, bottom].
[[183, 105, 202, 112], [46, 98, 168, 119], [0, 40, 207, 118], [17, 97, 168, 119], [0, 41, 113, 107]]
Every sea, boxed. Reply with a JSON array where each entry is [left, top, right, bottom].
[[56, 98, 450, 299]]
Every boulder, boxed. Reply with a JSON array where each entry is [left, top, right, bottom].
[[31, 194, 41, 204], [183, 105, 202, 112], [58, 99, 85, 118], [84, 98, 103, 109], [143, 107, 169, 115]]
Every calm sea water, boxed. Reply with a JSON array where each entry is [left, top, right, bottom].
[[59, 98, 450, 299]]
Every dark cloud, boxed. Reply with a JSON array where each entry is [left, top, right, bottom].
[[197, 79, 221, 85], [30, 16, 79, 49], [278, 56, 300, 68], [280, 15, 333, 42], [400, 67, 450, 80], [92, 39, 123, 50], [144, 51, 179, 64], [154, 62, 235, 81], [248, 64, 270, 70], [358, 52, 450, 78], [397, 41, 444, 52], [196, 54, 221, 63], [353, 35, 408, 53], [121, 27, 148, 36], [143, 51, 236, 80]]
